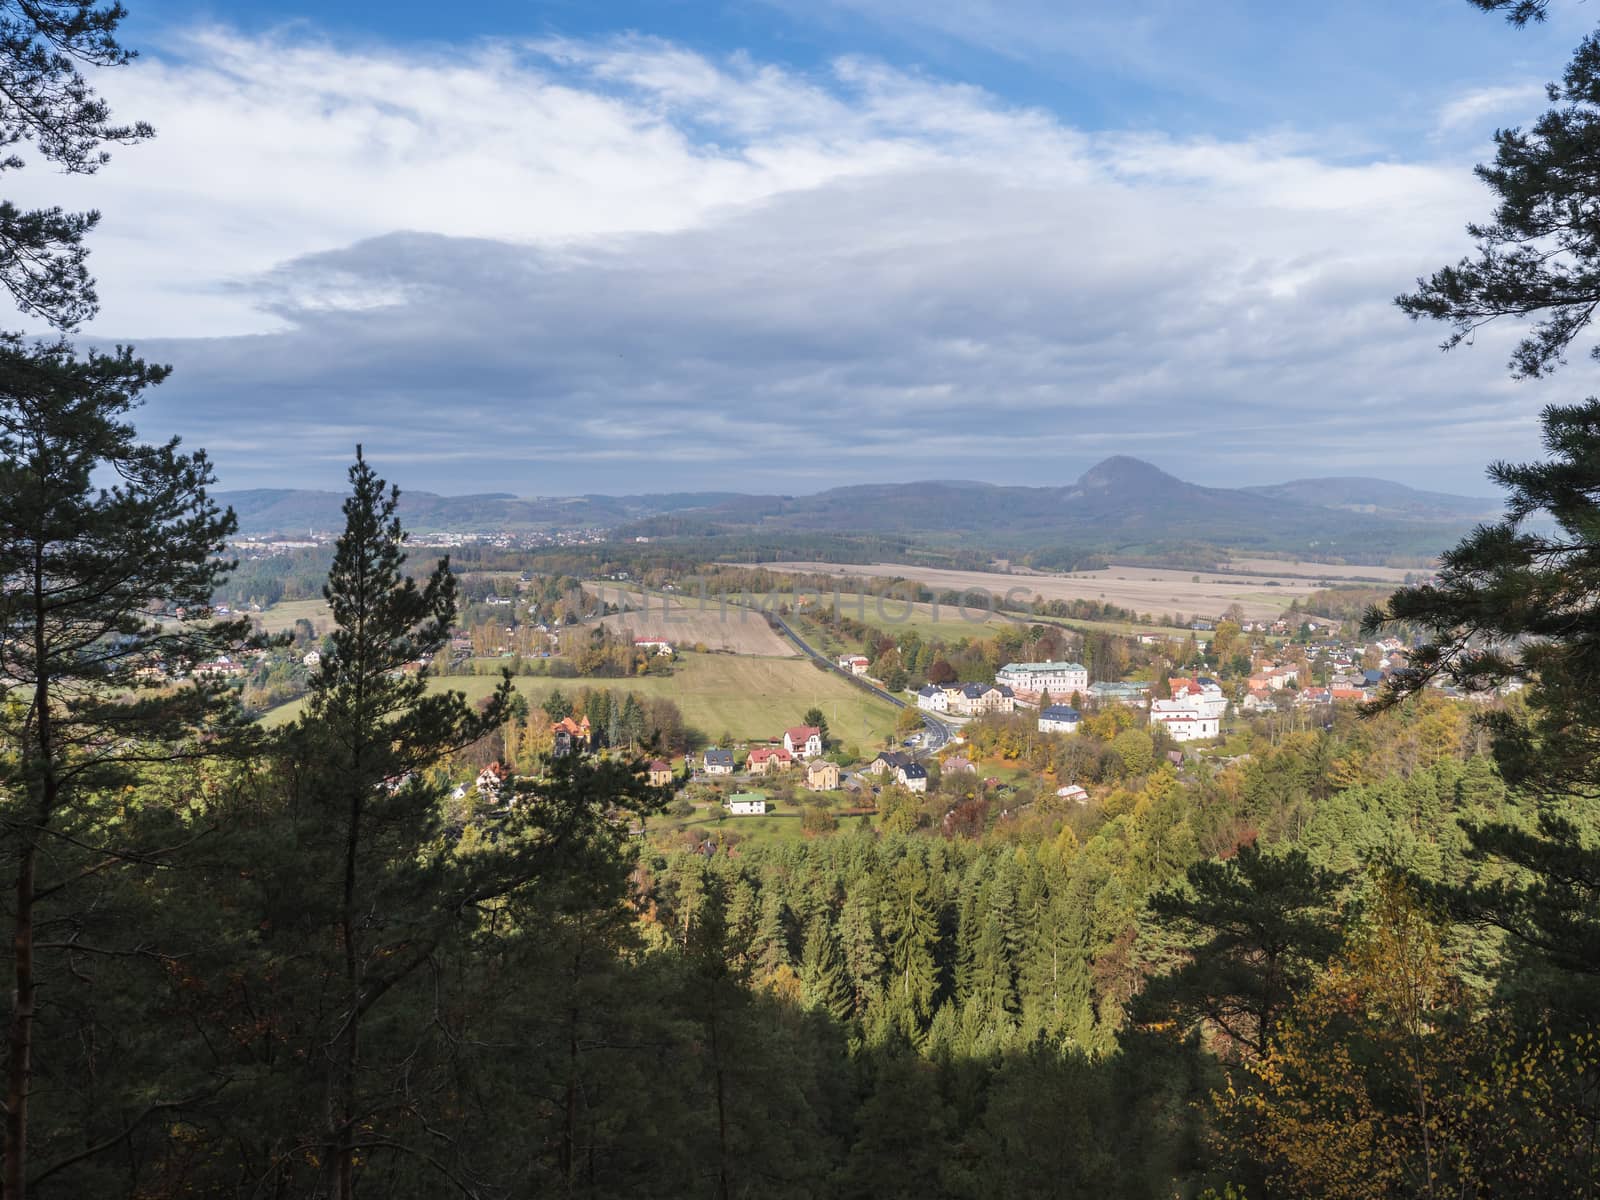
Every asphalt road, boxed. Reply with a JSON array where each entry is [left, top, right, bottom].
[[768, 613, 953, 756]]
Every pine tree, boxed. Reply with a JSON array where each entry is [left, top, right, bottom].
[[0, 336, 240, 1198], [1134, 845, 1348, 1060], [1370, 398, 1600, 984], [0, 3, 155, 328], [288, 449, 511, 1198]]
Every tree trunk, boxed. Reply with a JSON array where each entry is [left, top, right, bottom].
[[5, 839, 36, 1200]]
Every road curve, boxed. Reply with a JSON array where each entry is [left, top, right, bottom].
[[767, 613, 953, 755]]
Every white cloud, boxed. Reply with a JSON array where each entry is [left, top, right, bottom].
[[0, 27, 1561, 493], [1435, 82, 1546, 132]]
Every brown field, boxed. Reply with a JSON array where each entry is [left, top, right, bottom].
[[760, 561, 1344, 623], [583, 585, 798, 657], [1221, 557, 1424, 583]]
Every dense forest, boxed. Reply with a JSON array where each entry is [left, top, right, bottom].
[[5, 0, 1600, 1197]]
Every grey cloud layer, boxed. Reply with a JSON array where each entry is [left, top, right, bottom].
[[58, 32, 1574, 494]]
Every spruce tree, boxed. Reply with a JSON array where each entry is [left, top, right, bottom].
[[799, 917, 852, 1022], [0, 336, 240, 1198], [881, 857, 939, 1037]]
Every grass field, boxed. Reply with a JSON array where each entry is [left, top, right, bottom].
[[254, 597, 333, 635], [260, 651, 900, 748], [646, 810, 876, 848]]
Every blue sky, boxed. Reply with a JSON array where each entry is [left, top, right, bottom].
[[32, 0, 1598, 495]]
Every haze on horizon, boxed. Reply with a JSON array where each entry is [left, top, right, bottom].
[[39, 0, 1600, 495]]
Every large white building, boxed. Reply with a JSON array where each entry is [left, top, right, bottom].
[[1149, 698, 1219, 742], [996, 661, 1089, 699], [1169, 677, 1229, 720]]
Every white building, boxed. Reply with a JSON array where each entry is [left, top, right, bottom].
[[783, 726, 824, 759], [838, 654, 870, 675], [898, 762, 928, 793], [915, 684, 951, 713], [727, 793, 768, 815], [1149, 698, 1219, 742], [1037, 705, 1081, 734], [996, 661, 1089, 699], [1169, 677, 1229, 720], [633, 638, 674, 656]]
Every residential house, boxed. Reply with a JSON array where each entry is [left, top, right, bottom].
[[942, 755, 977, 774], [805, 759, 841, 792], [633, 638, 674, 656], [647, 759, 674, 787], [995, 661, 1089, 700], [915, 684, 951, 713], [869, 750, 913, 777], [949, 683, 1015, 717], [1037, 705, 1081, 734], [1330, 686, 1370, 704], [746, 745, 795, 776], [552, 716, 592, 757], [703, 747, 735, 776], [727, 792, 768, 815], [783, 725, 824, 759], [897, 761, 928, 793], [1054, 784, 1089, 805], [1242, 690, 1278, 714], [837, 654, 870, 676], [302, 650, 321, 669], [475, 761, 510, 802]]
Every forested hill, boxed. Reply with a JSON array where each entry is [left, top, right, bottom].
[[221, 456, 1494, 559]]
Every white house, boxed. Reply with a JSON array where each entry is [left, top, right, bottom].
[[703, 748, 735, 775], [783, 726, 824, 759], [302, 650, 322, 669], [1037, 705, 1081, 734], [1055, 784, 1089, 804], [838, 654, 870, 675], [1149, 698, 1219, 742], [727, 792, 768, 815], [995, 661, 1089, 699], [633, 638, 674, 656], [897, 762, 928, 793], [915, 684, 951, 713], [475, 761, 510, 802]]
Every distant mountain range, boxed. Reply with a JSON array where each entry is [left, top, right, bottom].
[[219, 456, 1501, 559]]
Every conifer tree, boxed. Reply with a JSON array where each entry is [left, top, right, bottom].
[[799, 917, 853, 1022], [881, 857, 940, 1036], [1134, 845, 1347, 1059], [0, 336, 240, 1198], [282, 449, 512, 1198], [0, 2, 155, 328], [838, 880, 885, 1016]]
